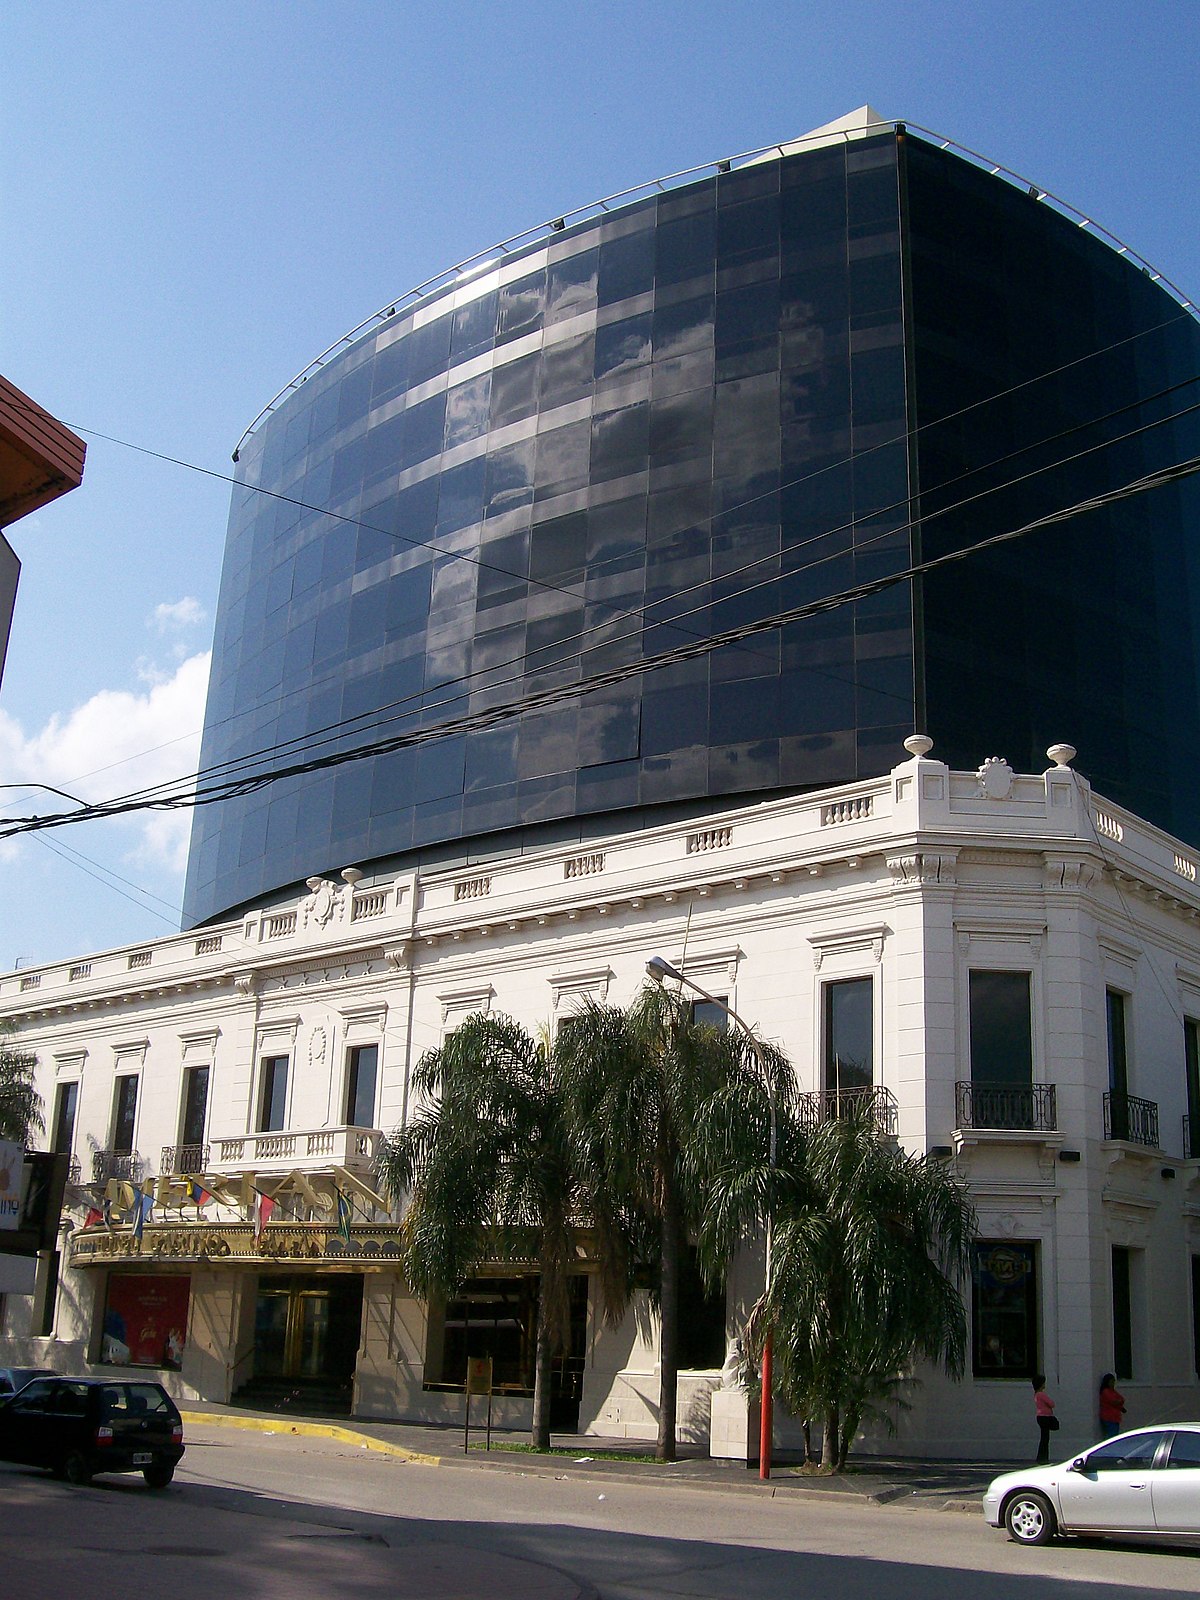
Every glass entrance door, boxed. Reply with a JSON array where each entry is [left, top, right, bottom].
[[252, 1276, 362, 1384]]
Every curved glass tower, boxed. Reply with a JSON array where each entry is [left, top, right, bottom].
[[183, 118, 1200, 927]]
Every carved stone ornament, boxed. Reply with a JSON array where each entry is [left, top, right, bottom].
[[309, 1026, 327, 1071], [976, 757, 1015, 800], [302, 876, 345, 929]]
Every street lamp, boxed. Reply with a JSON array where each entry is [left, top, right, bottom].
[[645, 955, 777, 1480]]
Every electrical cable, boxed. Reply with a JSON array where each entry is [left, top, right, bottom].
[[4, 304, 1195, 784], [5, 447, 1198, 842], [47, 387, 1200, 816]]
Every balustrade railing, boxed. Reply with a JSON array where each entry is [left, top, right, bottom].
[[92, 1150, 143, 1185], [1104, 1091, 1159, 1148], [210, 1124, 383, 1171], [160, 1143, 211, 1176], [796, 1085, 897, 1136], [955, 1081, 1057, 1132]]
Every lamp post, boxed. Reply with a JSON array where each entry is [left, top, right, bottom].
[[645, 955, 777, 1480]]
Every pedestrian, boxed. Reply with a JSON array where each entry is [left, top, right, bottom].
[[1032, 1374, 1057, 1463], [1098, 1372, 1126, 1439]]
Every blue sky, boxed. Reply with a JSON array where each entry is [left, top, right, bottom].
[[2, 0, 1199, 967]]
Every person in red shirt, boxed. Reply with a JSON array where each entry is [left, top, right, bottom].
[[1098, 1372, 1126, 1439]]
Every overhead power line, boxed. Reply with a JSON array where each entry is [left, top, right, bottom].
[[5, 449, 1199, 844]]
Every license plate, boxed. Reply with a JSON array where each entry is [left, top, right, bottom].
[[132, 1452, 153, 1465]]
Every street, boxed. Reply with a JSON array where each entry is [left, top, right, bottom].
[[2, 1423, 1198, 1599]]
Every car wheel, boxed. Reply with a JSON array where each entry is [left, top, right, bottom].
[[1004, 1489, 1056, 1545], [63, 1452, 92, 1486], [142, 1463, 174, 1489]]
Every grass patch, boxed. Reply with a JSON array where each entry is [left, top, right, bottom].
[[468, 1441, 661, 1463]]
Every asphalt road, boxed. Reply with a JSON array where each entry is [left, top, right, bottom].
[[2, 1423, 1198, 1600]]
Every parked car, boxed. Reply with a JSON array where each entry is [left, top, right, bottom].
[[0, 1367, 56, 1398], [0, 1376, 184, 1487], [985, 1425, 1200, 1546]]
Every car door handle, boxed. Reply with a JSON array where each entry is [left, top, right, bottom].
[[1128, 1481, 1147, 1489]]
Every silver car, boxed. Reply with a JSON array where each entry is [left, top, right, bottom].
[[984, 1425, 1200, 1545]]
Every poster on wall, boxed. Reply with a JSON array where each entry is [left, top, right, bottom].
[[102, 1273, 190, 1369]]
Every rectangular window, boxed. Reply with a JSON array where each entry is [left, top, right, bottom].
[[1112, 1245, 1133, 1380], [824, 977, 873, 1093], [690, 996, 729, 1032], [1186, 1019, 1200, 1159], [52, 1082, 78, 1155], [1193, 1255, 1200, 1380], [181, 1066, 209, 1150], [1107, 989, 1129, 1095], [345, 1044, 379, 1128], [428, 1276, 537, 1391], [36, 1251, 59, 1339], [258, 1056, 289, 1133], [972, 1241, 1038, 1378], [111, 1076, 138, 1154], [968, 971, 1032, 1088]]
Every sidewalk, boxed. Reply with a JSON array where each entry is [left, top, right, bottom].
[[178, 1398, 1003, 1513]]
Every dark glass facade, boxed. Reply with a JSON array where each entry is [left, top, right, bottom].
[[183, 130, 1200, 926]]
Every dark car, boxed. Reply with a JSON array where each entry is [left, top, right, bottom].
[[0, 1376, 184, 1487], [0, 1366, 56, 1398]]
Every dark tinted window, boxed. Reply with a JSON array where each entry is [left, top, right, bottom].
[[1086, 1431, 1164, 1470], [112, 1077, 138, 1154], [259, 1056, 288, 1133], [1166, 1430, 1200, 1468], [825, 977, 873, 1093], [969, 972, 1032, 1088]]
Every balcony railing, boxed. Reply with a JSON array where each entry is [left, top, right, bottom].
[[796, 1086, 897, 1137], [160, 1143, 211, 1176], [92, 1150, 143, 1185], [1183, 1114, 1200, 1160], [209, 1124, 383, 1176], [1104, 1091, 1159, 1148], [66, 1156, 81, 1186], [955, 1081, 1058, 1133]]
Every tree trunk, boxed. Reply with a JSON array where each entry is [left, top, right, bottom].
[[531, 1307, 553, 1452], [657, 1184, 681, 1463], [822, 1404, 840, 1472], [838, 1407, 859, 1472], [802, 1417, 813, 1466]]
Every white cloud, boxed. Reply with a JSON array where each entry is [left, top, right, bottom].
[[150, 597, 206, 634], [0, 651, 212, 873]]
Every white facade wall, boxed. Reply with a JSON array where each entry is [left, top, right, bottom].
[[2, 742, 1199, 1459]]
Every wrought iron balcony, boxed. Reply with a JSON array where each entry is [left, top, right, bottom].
[[796, 1086, 897, 1137], [1104, 1091, 1159, 1148], [208, 1124, 384, 1178], [66, 1156, 81, 1185], [91, 1150, 143, 1185], [160, 1143, 211, 1177], [1183, 1114, 1200, 1160], [955, 1081, 1057, 1133]]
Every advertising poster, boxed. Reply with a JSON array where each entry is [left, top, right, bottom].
[[102, 1273, 190, 1368], [0, 1140, 22, 1231]]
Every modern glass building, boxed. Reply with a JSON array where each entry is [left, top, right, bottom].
[[183, 110, 1200, 928]]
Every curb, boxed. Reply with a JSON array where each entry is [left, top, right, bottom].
[[179, 1409, 441, 1467]]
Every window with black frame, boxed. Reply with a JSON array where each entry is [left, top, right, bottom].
[[258, 1055, 288, 1133], [345, 1044, 379, 1127], [180, 1066, 209, 1151], [111, 1076, 138, 1154], [972, 1241, 1038, 1378], [966, 971, 1036, 1129], [824, 977, 873, 1098], [430, 1277, 537, 1392], [52, 1081, 77, 1155]]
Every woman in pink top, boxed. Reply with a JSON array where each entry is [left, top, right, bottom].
[[1033, 1374, 1056, 1462]]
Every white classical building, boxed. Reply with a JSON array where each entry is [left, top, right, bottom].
[[2, 736, 1199, 1461]]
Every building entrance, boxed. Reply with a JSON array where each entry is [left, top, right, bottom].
[[243, 1274, 363, 1414]]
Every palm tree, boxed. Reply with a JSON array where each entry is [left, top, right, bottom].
[[557, 980, 778, 1463], [747, 1106, 976, 1471], [377, 1012, 588, 1450], [0, 1021, 43, 1145]]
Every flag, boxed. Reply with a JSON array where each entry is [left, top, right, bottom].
[[132, 1188, 153, 1240], [183, 1178, 212, 1208], [83, 1206, 104, 1228], [335, 1186, 352, 1246], [255, 1193, 276, 1240]]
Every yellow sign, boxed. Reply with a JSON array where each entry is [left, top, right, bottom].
[[465, 1355, 493, 1396]]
